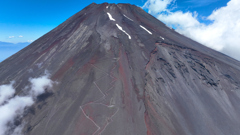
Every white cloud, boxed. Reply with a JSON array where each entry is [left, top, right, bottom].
[[0, 81, 15, 105], [9, 36, 15, 39], [142, 0, 174, 14], [27, 40, 33, 43], [18, 35, 23, 38], [143, 0, 240, 61], [12, 122, 25, 135], [29, 74, 53, 97], [0, 96, 33, 135], [0, 72, 54, 135]]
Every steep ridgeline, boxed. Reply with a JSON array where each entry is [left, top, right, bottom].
[[0, 3, 240, 135]]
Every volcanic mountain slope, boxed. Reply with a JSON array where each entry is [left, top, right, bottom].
[[1, 3, 240, 135]]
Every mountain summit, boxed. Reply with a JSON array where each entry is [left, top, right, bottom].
[[1, 3, 240, 135]]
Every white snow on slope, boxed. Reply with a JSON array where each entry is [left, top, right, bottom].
[[106, 6, 109, 9], [123, 14, 133, 21], [116, 24, 131, 39], [160, 36, 164, 40], [107, 12, 115, 21], [140, 25, 152, 35]]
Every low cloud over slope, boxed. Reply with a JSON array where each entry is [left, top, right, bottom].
[[0, 73, 54, 135]]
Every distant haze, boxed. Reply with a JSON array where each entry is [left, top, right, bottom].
[[0, 42, 30, 62]]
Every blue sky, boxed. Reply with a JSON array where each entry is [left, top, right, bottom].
[[0, 0, 229, 43], [1, 0, 239, 62], [0, 0, 145, 43]]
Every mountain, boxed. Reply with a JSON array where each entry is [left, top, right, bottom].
[[0, 41, 30, 62], [1, 3, 240, 135]]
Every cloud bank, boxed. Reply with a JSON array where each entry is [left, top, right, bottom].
[[29, 75, 53, 96], [0, 82, 15, 105], [0, 73, 54, 135], [143, 0, 240, 61], [142, 0, 173, 14]]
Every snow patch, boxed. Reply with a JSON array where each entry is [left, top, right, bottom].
[[140, 25, 152, 35], [107, 12, 115, 21], [123, 14, 133, 21], [160, 36, 164, 40], [116, 24, 131, 39], [106, 6, 109, 9]]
